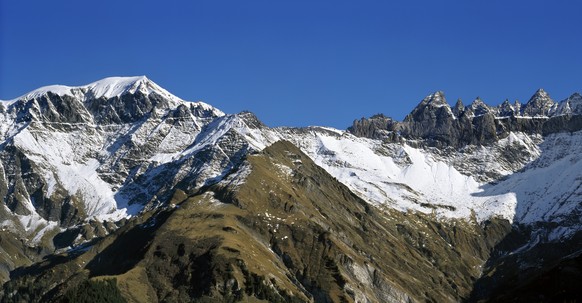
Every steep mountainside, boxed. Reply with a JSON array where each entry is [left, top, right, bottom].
[[1, 141, 511, 302], [0, 77, 263, 282], [1, 77, 582, 302]]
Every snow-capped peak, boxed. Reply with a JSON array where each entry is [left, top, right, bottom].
[[85, 76, 156, 99], [4, 76, 182, 103]]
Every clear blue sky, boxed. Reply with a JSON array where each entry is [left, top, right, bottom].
[[1, 1, 581, 128]]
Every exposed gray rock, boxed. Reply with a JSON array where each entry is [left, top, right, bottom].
[[555, 92, 582, 116], [348, 114, 397, 140], [497, 99, 515, 117], [452, 98, 465, 117], [348, 89, 582, 148], [513, 100, 522, 116], [522, 89, 557, 117], [469, 97, 491, 116]]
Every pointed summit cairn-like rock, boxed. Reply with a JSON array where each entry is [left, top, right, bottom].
[[522, 89, 557, 117]]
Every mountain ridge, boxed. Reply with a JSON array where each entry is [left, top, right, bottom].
[[4, 76, 181, 105], [349, 89, 582, 148], [1, 76, 582, 302]]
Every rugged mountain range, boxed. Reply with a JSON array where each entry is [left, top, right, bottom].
[[0, 77, 581, 302], [349, 90, 582, 147]]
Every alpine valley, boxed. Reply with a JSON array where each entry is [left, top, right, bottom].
[[0, 76, 581, 302]]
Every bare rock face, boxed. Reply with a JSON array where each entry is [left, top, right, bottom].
[[349, 114, 397, 140], [497, 99, 516, 117], [348, 89, 582, 148], [522, 89, 557, 117], [402, 91, 459, 145]]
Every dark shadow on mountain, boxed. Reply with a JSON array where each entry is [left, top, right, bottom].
[[468, 228, 582, 302], [113, 135, 251, 215], [85, 209, 172, 277], [113, 158, 181, 213], [466, 130, 582, 302], [9, 238, 101, 281]]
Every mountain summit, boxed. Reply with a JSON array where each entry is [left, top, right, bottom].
[[1, 77, 582, 302], [522, 88, 557, 117], [6, 76, 174, 103]]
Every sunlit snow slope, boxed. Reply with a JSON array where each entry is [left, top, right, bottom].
[[1, 76, 580, 248], [0, 76, 226, 243], [273, 129, 541, 222]]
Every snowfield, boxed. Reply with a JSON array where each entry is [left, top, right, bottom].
[[1, 76, 581, 245]]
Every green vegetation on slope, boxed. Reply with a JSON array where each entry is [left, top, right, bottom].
[[63, 279, 126, 303]]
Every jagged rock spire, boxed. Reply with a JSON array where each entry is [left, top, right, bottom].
[[498, 99, 515, 117], [452, 99, 465, 117], [404, 91, 453, 123], [469, 97, 491, 116], [522, 89, 557, 117]]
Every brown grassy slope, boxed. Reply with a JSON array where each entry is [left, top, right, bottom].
[[2, 140, 511, 303]]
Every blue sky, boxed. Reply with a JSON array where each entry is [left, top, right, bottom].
[[1, 1, 581, 128]]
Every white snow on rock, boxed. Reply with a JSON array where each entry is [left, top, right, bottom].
[[266, 128, 578, 225], [473, 131, 582, 224], [1, 76, 225, 117], [86, 76, 168, 100], [0, 77, 228, 236], [5, 76, 153, 102], [2, 77, 581, 245], [276, 130, 493, 221]]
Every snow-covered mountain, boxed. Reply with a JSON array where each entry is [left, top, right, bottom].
[[1, 77, 582, 302], [0, 76, 227, 242]]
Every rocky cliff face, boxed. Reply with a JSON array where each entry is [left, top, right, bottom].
[[0, 88, 220, 223], [348, 90, 582, 148], [0, 77, 256, 282], [1, 77, 582, 302]]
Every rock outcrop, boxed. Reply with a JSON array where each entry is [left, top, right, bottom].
[[348, 90, 582, 147]]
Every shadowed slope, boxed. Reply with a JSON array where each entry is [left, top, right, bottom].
[[2, 141, 511, 302]]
